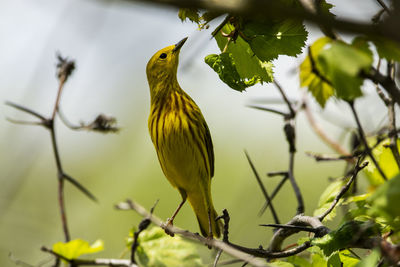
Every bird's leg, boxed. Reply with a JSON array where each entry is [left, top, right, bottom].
[[207, 209, 213, 239], [163, 197, 186, 237]]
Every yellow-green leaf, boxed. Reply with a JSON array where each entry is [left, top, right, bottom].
[[136, 227, 204, 267], [363, 138, 400, 186], [52, 239, 104, 261], [300, 37, 334, 107]]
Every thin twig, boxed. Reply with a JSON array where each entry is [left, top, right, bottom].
[[5, 101, 47, 121], [5, 118, 45, 126], [244, 151, 280, 224], [305, 152, 358, 162], [269, 214, 328, 252], [58, 109, 120, 133], [376, 0, 391, 14], [267, 171, 288, 177], [303, 95, 354, 162], [212, 259, 243, 266], [258, 175, 289, 216], [317, 158, 368, 221], [288, 149, 304, 214], [273, 80, 296, 118], [247, 105, 289, 117], [388, 101, 400, 169], [130, 200, 158, 264], [349, 101, 387, 181], [213, 249, 223, 267], [260, 224, 319, 233], [6, 54, 99, 243]]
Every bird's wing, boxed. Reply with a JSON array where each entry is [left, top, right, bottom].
[[203, 121, 215, 178]]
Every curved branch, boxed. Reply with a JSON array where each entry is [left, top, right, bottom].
[[115, 200, 268, 267]]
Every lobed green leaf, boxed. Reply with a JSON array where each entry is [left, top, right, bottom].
[[241, 18, 308, 61]]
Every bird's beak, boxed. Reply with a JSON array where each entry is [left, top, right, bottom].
[[172, 37, 188, 53]]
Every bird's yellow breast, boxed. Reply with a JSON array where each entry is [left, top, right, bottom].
[[148, 92, 210, 192]]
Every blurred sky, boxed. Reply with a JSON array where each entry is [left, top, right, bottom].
[[0, 0, 387, 265]]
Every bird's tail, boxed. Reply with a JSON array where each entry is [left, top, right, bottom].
[[187, 189, 221, 238]]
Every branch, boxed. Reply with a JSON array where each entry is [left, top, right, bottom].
[[302, 96, 354, 162], [115, 200, 268, 267], [115, 0, 400, 43], [41, 246, 137, 267], [268, 214, 329, 252], [317, 158, 368, 222], [305, 152, 358, 162], [58, 108, 120, 133], [6, 54, 99, 243], [260, 223, 322, 234], [245, 151, 280, 224], [349, 101, 387, 181], [362, 67, 400, 107], [258, 175, 289, 216], [247, 105, 289, 118], [387, 100, 400, 169], [273, 80, 296, 118]]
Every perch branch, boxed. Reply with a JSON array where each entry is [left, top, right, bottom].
[[115, 200, 268, 267]]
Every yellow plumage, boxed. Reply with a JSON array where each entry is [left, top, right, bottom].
[[146, 38, 220, 238]]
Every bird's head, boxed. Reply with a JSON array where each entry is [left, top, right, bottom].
[[146, 37, 188, 92]]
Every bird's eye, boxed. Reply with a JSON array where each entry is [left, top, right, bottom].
[[159, 53, 167, 59]]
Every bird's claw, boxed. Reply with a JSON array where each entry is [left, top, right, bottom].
[[162, 218, 175, 237]]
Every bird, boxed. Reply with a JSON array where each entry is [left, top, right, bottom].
[[146, 37, 221, 238]]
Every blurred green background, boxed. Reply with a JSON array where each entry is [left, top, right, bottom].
[[0, 0, 386, 266]]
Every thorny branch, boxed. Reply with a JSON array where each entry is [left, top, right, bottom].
[[116, 200, 268, 267], [245, 151, 280, 225], [6, 54, 118, 245], [249, 79, 304, 216]]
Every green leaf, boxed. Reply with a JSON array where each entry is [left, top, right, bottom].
[[318, 40, 373, 101], [327, 252, 341, 267], [178, 8, 200, 23], [312, 221, 380, 257], [269, 261, 295, 267], [300, 37, 334, 107], [313, 179, 345, 221], [52, 239, 104, 261], [319, 0, 335, 18], [367, 173, 400, 229], [205, 53, 258, 92], [287, 255, 312, 267], [311, 253, 327, 267], [206, 23, 273, 91], [178, 8, 219, 29], [241, 18, 308, 61], [339, 251, 360, 267], [355, 250, 380, 267], [136, 227, 205, 267], [369, 36, 400, 62], [364, 138, 400, 186]]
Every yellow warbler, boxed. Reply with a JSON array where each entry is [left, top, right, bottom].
[[146, 37, 221, 238]]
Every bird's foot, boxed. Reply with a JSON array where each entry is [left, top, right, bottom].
[[205, 235, 213, 249], [162, 218, 175, 237]]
